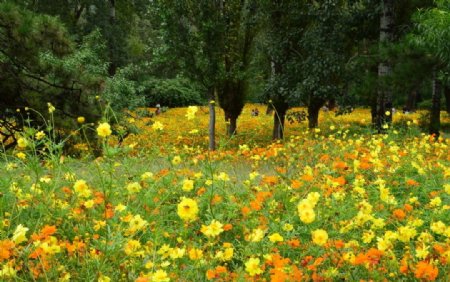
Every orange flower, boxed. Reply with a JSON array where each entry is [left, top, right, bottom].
[[0, 240, 15, 261], [414, 261, 439, 281], [393, 209, 406, 220], [406, 179, 419, 186], [333, 161, 348, 170], [403, 203, 413, 212], [241, 206, 251, 216], [291, 180, 302, 189], [261, 175, 278, 186], [223, 224, 233, 231]]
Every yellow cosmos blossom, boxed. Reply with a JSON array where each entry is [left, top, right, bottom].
[[124, 239, 143, 257], [151, 269, 170, 282], [268, 232, 284, 242], [0, 264, 16, 278], [12, 224, 28, 244], [201, 220, 224, 237], [185, 106, 198, 120], [98, 274, 111, 282], [312, 229, 328, 246], [172, 155, 182, 165], [182, 179, 194, 192], [73, 180, 92, 198], [47, 102, 55, 113], [77, 116, 85, 124], [246, 228, 265, 242], [97, 122, 112, 137], [189, 248, 203, 260], [245, 257, 263, 276], [126, 182, 142, 194], [299, 208, 316, 224], [177, 197, 199, 222], [152, 121, 164, 131], [17, 137, 28, 149], [16, 152, 26, 160]]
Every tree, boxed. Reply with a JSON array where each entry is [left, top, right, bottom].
[[0, 2, 105, 149], [261, 0, 355, 136], [376, 0, 395, 130], [409, 0, 450, 137]]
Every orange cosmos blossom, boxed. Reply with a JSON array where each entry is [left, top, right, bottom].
[[414, 261, 439, 281]]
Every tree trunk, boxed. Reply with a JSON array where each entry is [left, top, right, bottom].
[[376, 0, 394, 131], [108, 0, 117, 75], [272, 107, 287, 140], [430, 72, 441, 137], [225, 113, 237, 136], [406, 89, 418, 112], [327, 98, 336, 111], [209, 89, 216, 151], [308, 98, 325, 128], [444, 86, 450, 114]]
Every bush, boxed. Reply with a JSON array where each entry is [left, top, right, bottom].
[[143, 77, 205, 107]]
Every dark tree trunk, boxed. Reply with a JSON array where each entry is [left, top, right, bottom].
[[209, 89, 216, 151], [308, 98, 325, 128], [225, 113, 237, 136], [376, 0, 394, 131], [272, 106, 287, 140], [444, 86, 450, 114], [406, 89, 418, 112], [430, 73, 441, 137], [108, 0, 117, 75]]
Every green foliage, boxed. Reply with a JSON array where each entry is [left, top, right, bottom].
[[0, 3, 103, 137], [143, 77, 205, 108]]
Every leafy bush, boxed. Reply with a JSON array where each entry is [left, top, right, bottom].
[[143, 77, 205, 107]]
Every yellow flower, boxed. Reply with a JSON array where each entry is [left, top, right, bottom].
[[185, 106, 198, 120], [245, 257, 263, 276], [141, 172, 154, 180], [16, 152, 26, 160], [182, 179, 194, 192], [126, 182, 142, 194], [269, 233, 284, 243], [151, 269, 170, 282], [0, 264, 16, 278], [444, 184, 450, 194], [172, 156, 182, 165], [47, 102, 55, 113], [188, 248, 203, 260], [201, 220, 224, 237], [115, 204, 127, 212], [97, 122, 112, 137], [98, 274, 111, 282], [128, 214, 148, 234], [311, 229, 328, 246], [247, 228, 265, 242], [362, 230, 375, 243], [17, 137, 28, 149], [430, 197, 442, 207], [77, 116, 85, 124], [397, 226, 417, 242], [152, 121, 164, 131], [73, 180, 92, 198], [12, 224, 28, 244], [177, 197, 199, 222], [124, 239, 143, 257], [283, 223, 293, 231], [35, 131, 45, 140], [84, 199, 95, 208], [299, 208, 315, 224]]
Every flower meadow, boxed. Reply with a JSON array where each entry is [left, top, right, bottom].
[[1, 104, 450, 281]]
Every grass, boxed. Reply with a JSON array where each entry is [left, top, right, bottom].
[[0, 104, 449, 281]]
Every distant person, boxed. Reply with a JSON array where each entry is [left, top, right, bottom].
[[251, 108, 259, 117], [155, 104, 161, 115]]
